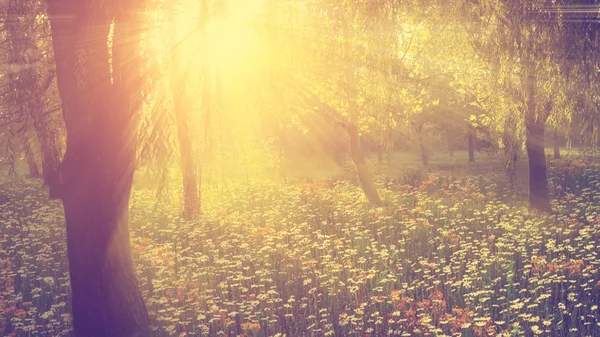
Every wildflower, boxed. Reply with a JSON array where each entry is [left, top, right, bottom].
[[531, 325, 543, 335], [566, 260, 584, 275], [14, 309, 26, 319]]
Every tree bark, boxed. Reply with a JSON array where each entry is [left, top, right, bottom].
[[526, 116, 551, 212], [467, 128, 475, 163], [168, 4, 202, 217], [24, 137, 41, 178], [342, 32, 380, 205], [175, 117, 200, 216], [553, 129, 560, 159], [524, 64, 551, 213], [31, 97, 61, 186], [46, 1, 150, 336], [29, 72, 62, 186], [348, 123, 381, 204]]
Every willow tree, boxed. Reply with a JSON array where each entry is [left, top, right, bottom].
[[257, 0, 384, 204], [46, 0, 150, 335], [558, 0, 600, 153], [463, 0, 575, 212], [293, 0, 399, 205], [1, 0, 61, 181]]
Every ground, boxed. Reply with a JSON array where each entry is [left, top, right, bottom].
[[0, 151, 599, 336]]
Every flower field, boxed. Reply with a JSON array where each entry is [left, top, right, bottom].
[[1, 157, 599, 336]]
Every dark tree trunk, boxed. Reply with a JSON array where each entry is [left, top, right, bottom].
[[24, 137, 41, 178], [61, 159, 148, 336], [29, 72, 62, 185], [526, 117, 551, 212], [348, 123, 381, 205], [467, 129, 475, 163], [47, 1, 150, 336], [553, 129, 560, 159], [524, 64, 551, 213], [31, 101, 61, 186]]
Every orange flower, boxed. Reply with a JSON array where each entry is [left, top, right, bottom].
[[566, 260, 584, 276], [14, 309, 26, 319]]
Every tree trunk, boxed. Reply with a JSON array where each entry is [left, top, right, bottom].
[[176, 119, 200, 216], [416, 124, 428, 165], [445, 126, 454, 157], [420, 144, 428, 165], [342, 33, 380, 205], [553, 129, 560, 159], [61, 160, 148, 336], [348, 123, 381, 205], [467, 128, 475, 163], [24, 137, 41, 178], [46, 1, 150, 335], [526, 117, 551, 212], [31, 100, 61, 186], [169, 4, 201, 217], [524, 64, 551, 213], [171, 78, 200, 216]]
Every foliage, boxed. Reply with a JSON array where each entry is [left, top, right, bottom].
[[0, 0, 62, 178]]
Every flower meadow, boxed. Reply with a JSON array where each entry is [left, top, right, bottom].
[[1, 157, 599, 336]]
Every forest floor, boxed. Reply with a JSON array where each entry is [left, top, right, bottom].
[[0, 151, 599, 336]]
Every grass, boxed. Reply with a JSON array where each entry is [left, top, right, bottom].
[[0, 151, 599, 336]]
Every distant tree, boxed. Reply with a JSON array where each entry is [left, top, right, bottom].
[[168, 0, 203, 216], [463, 0, 576, 212]]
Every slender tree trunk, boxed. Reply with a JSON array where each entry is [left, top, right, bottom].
[[343, 34, 380, 205], [176, 119, 200, 216], [348, 123, 381, 204], [502, 122, 519, 186], [420, 145, 428, 165], [169, 5, 201, 217], [467, 128, 475, 163], [416, 124, 428, 165], [553, 129, 560, 159], [524, 64, 551, 213], [47, 1, 150, 335], [276, 130, 286, 181], [526, 116, 551, 212], [31, 99, 61, 185], [445, 126, 454, 157], [24, 137, 41, 178]]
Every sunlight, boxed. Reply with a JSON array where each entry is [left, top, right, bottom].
[[205, 14, 261, 76], [166, 0, 266, 84], [7, 0, 600, 335]]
